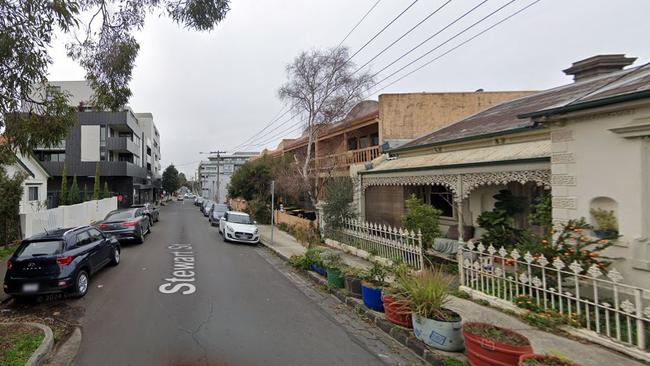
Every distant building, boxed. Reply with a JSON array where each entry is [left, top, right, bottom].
[[198, 151, 258, 203], [31, 81, 162, 207]]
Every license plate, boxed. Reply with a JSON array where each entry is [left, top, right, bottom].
[[22, 283, 39, 293]]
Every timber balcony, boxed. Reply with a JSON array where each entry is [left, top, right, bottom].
[[312, 145, 381, 172]]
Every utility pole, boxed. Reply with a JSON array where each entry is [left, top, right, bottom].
[[271, 180, 275, 246], [200, 150, 227, 202]]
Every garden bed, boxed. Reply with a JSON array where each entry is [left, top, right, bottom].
[[0, 323, 44, 366]]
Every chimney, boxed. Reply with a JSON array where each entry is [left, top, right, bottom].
[[563, 54, 636, 82]]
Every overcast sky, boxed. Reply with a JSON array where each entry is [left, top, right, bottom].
[[46, 0, 650, 177]]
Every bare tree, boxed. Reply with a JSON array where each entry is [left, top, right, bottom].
[[278, 47, 374, 207]]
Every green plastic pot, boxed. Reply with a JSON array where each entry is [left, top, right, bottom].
[[327, 268, 345, 288]]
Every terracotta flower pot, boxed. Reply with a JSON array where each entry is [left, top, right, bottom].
[[463, 322, 532, 366], [519, 354, 580, 366], [382, 294, 412, 328]]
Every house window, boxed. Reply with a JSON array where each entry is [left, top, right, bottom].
[[100, 126, 106, 147], [100, 149, 106, 161], [430, 185, 454, 218], [28, 187, 39, 201], [359, 136, 370, 149], [348, 138, 358, 150]]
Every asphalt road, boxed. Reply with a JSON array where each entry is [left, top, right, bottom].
[[71, 201, 423, 366]]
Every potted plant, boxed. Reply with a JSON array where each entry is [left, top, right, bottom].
[[343, 267, 364, 298], [519, 354, 580, 366], [382, 262, 413, 328], [361, 263, 388, 312], [305, 248, 327, 277], [321, 250, 344, 288], [463, 322, 532, 365], [401, 267, 463, 351], [590, 208, 618, 239]]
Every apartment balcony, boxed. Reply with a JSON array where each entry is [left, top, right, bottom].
[[106, 136, 140, 155], [313, 146, 381, 172], [39, 161, 147, 178]]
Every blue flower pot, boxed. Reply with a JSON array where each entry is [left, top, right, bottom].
[[310, 263, 327, 277], [361, 283, 384, 312]]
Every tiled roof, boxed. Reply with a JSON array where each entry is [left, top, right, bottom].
[[395, 64, 650, 151]]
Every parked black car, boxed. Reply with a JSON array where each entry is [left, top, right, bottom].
[[208, 204, 229, 226], [3, 226, 120, 298], [96, 208, 151, 243], [131, 203, 159, 225]]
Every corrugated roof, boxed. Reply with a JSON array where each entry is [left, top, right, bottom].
[[395, 64, 650, 151], [365, 140, 550, 173]]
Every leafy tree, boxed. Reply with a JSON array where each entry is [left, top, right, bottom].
[[60, 163, 68, 205], [529, 191, 552, 233], [103, 182, 111, 199], [278, 47, 375, 207], [1, 0, 231, 135], [178, 172, 188, 188], [0, 165, 26, 243], [322, 177, 354, 229], [162, 164, 180, 194], [227, 157, 273, 201], [93, 163, 101, 200], [69, 175, 81, 205], [401, 194, 442, 249]]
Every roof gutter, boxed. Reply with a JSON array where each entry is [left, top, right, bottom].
[[519, 89, 650, 119], [359, 156, 549, 175], [387, 126, 536, 154]]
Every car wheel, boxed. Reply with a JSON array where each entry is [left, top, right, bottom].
[[136, 229, 145, 244], [110, 247, 120, 266], [73, 270, 90, 298]]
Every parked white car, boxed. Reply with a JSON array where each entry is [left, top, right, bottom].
[[218, 211, 259, 244]]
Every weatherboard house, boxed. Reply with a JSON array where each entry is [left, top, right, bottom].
[[354, 54, 650, 289]]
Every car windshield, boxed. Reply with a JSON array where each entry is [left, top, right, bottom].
[[16, 240, 64, 258], [105, 210, 135, 220], [214, 204, 228, 212], [228, 214, 252, 224]]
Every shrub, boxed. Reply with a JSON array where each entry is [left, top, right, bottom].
[[362, 262, 389, 287], [288, 255, 311, 270], [319, 249, 343, 269], [304, 247, 325, 266], [245, 197, 271, 224], [401, 194, 442, 249], [322, 177, 354, 229], [292, 223, 321, 247], [590, 208, 618, 231]]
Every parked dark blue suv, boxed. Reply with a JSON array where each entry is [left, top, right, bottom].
[[3, 226, 120, 298]]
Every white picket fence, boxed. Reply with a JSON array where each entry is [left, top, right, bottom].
[[328, 218, 424, 269], [19, 197, 117, 238], [459, 241, 650, 354]]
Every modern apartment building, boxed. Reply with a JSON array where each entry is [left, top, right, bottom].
[[32, 81, 161, 207], [198, 151, 258, 203]]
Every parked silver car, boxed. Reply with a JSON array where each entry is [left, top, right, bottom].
[[208, 204, 229, 226]]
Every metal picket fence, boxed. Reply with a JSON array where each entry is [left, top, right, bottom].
[[459, 242, 650, 352], [327, 218, 424, 269]]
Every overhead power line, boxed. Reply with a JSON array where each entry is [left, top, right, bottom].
[[354, 0, 453, 74], [337, 0, 383, 48], [371, 1, 542, 95], [346, 0, 420, 63], [371, 0, 521, 90]]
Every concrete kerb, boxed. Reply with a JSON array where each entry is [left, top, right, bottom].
[[1, 322, 54, 366], [258, 237, 467, 365], [44, 326, 83, 366]]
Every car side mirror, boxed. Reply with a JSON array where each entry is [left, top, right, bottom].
[[253, 221, 258, 224]]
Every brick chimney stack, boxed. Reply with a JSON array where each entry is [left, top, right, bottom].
[[563, 54, 636, 82]]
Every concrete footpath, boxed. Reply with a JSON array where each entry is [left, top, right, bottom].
[[258, 225, 645, 366]]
